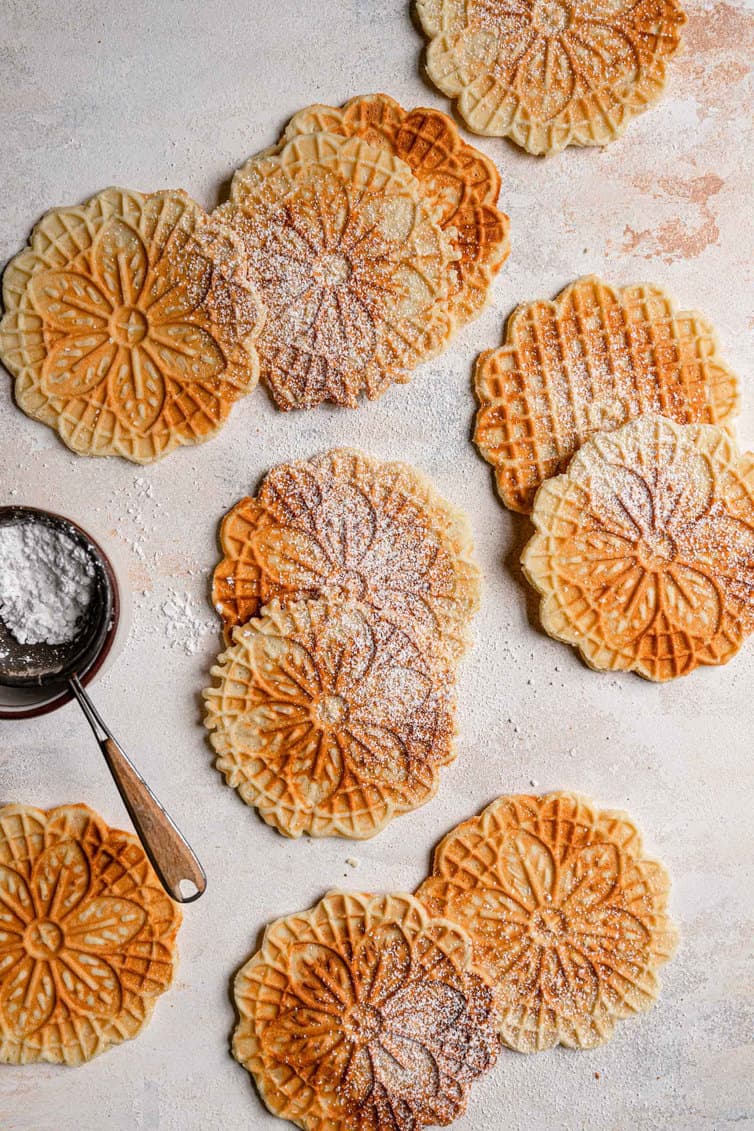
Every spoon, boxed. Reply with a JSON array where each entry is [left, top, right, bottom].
[[0, 506, 206, 904]]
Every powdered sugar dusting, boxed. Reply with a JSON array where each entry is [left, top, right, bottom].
[[213, 448, 481, 660], [225, 133, 453, 409], [0, 521, 95, 646]]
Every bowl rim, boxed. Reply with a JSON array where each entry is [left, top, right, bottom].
[[0, 506, 121, 720]]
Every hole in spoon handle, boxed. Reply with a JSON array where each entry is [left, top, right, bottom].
[[101, 737, 206, 903]]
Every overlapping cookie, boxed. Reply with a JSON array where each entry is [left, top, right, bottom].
[[416, 0, 687, 155], [212, 448, 481, 660], [417, 791, 678, 1052], [218, 132, 455, 409], [218, 95, 510, 410], [474, 276, 740, 513], [522, 415, 754, 680], [280, 94, 510, 326], [0, 187, 264, 461], [0, 803, 180, 1065], [232, 890, 499, 1130], [203, 598, 456, 838], [207, 449, 480, 837]]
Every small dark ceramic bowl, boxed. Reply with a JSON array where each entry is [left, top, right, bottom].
[[0, 507, 121, 720]]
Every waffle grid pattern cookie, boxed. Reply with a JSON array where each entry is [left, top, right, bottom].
[[474, 276, 740, 514]]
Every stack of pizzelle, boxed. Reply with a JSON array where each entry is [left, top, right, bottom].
[[473, 276, 754, 681], [231, 791, 678, 1130], [203, 447, 482, 838], [0, 97, 509, 459], [215, 93, 510, 409]]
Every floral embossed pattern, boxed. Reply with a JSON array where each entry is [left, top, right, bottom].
[[418, 792, 677, 1052], [0, 803, 180, 1065], [521, 415, 754, 680], [219, 132, 455, 409], [281, 94, 510, 325], [474, 277, 740, 513], [232, 891, 499, 1129], [203, 599, 456, 838], [212, 448, 481, 659], [416, 0, 686, 155], [0, 187, 264, 461]]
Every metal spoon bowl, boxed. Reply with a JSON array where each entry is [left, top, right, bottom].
[[0, 506, 206, 904]]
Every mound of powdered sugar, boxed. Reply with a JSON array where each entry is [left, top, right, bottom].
[[0, 521, 95, 646]]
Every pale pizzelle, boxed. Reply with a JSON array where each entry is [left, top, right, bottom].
[[418, 791, 677, 1051], [0, 187, 264, 461], [522, 415, 754, 680], [416, 0, 686, 155], [219, 132, 455, 409], [212, 448, 481, 660], [203, 598, 457, 839], [281, 94, 510, 325]]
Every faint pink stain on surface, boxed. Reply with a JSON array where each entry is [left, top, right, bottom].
[[677, 2, 754, 112], [621, 173, 725, 263], [683, 0, 754, 53]]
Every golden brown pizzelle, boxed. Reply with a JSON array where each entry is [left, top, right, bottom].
[[212, 448, 481, 660], [0, 803, 180, 1065], [417, 791, 678, 1052], [281, 94, 510, 326], [218, 132, 455, 410], [0, 187, 264, 461], [203, 598, 457, 839], [474, 276, 740, 514], [521, 415, 754, 680], [232, 890, 499, 1130], [416, 0, 687, 155]]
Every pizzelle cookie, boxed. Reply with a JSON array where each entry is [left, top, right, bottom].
[[0, 187, 264, 461], [522, 415, 754, 680], [0, 803, 180, 1065], [203, 598, 456, 838], [281, 94, 510, 325], [474, 276, 740, 513], [212, 448, 481, 659], [232, 891, 499, 1129], [416, 0, 686, 155], [218, 131, 456, 409], [417, 792, 677, 1053]]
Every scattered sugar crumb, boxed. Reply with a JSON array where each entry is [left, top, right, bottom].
[[161, 589, 216, 655]]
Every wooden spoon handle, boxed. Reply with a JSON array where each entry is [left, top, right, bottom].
[[69, 675, 206, 903], [101, 736, 207, 903]]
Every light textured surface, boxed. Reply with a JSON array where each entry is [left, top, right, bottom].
[[0, 1, 753, 1128]]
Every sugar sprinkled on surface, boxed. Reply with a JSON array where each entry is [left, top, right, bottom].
[[161, 588, 216, 656]]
